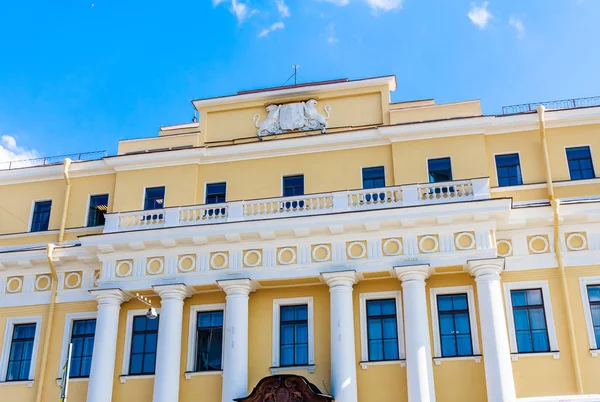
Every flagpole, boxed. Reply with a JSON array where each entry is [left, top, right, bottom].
[[60, 343, 73, 402]]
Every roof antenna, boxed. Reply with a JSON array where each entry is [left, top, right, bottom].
[[283, 65, 300, 86], [192, 110, 198, 123]]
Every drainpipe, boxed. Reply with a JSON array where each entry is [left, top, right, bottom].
[[35, 244, 58, 402], [537, 105, 584, 394], [58, 158, 72, 245]]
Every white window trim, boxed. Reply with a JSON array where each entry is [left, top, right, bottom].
[[281, 174, 305, 197], [28, 199, 52, 232], [0, 316, 43, 383], [185, 303, 226, 376], [360, 165, 386, 189], [425, 156, 453, 183], [358, 291, 405, 366], [503, 281, 559, 355], [564, 144, 595, 181], [204, 182, 227, 204], [142, 185, 166, 210], [429, 286, 481, 360], [57, 312, 97, 379], [121, 308, 160, 376], [579, 276, 600, 355], [493, 151, 523, 188], [271, 297, 314, 371], [85, 194, 109, 227]]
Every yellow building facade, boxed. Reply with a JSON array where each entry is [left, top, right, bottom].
[[1, 75, 600, 402]]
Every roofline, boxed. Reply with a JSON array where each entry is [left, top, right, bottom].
[[191, 75, 397, 109]]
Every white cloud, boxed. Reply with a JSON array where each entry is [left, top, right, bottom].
[[327, 23, 338, 44], [509, 16, 525, 37], [321, 0, 350, 6], [275, 0, 290, 17], [366, 0, 401, 11], [258, 21, 285, 37], [213, 0, 257, 23], [468, 2, 492, 29], [0, 135, 39, 168]]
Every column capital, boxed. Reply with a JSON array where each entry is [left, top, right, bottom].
[[321, 270, 358, 288], [394, 264, 432, 284], [89, 288, 130, 305], [466, 258, 504, 280], [218, 278, 252, 296], [153, 283, 193, 300]]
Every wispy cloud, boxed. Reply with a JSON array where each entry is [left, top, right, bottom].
[[327, 23, 338, 44], [509, 16, 525, 38], [468, 2, 492, 29], [214, 0, 257, 23], [258, 22, 285, 37], [366, 0, 402, 12], [0, 135, 39, 165], [275, 0, 290, 17], [321, 0, 350, 6]]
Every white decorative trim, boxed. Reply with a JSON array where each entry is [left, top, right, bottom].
[[185, 304, 226, 373], [510, 351, 560, 361], [0, 316, 43, 382], [178, 255, 196, 272], [419, 235, 439, 253], [0, 380, 34, 387], [271, 297, 314, 368], [277, 247, 296, 265], [454, 232, 475, 251], [359, 360, 406, 369], [119, 374, 155, 383], [146, 257, 164, 275], [210, 252, 229, 270], [433, 355, 481, 365], [184, 370, 222, 379], [429, 286, 481, 358], [346, 241, 367, 259], [382, 238, 403, 256], [6, 277, 23, 293], [115, 260, 133, 277], [496, 240, 513, 257], [57, 312, 97, 379], [579, 276, 600, 351], [566, 233, 587, 252], [311, 245, 331, 262], [503, 281, 559, 354], [528, 235, 549, 254], [34, 275, 52, 292], [270, 365, 315, 374], [121, 309, 161, 376], [358, 291, 405, 362], [64, 272, 82, 289], [243, 250, 262, 267]]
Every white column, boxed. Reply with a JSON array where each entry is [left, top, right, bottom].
[[87, 289, 129, 402], [395, 265, 436, 402], [468, 259, 516, 402], [152, 284, 191, 402], [218, 279, 252, 402], [322, 271, 358, 402]]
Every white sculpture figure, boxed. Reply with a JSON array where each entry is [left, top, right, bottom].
[[303, 99, 331, 133], [253, 104, 281, 137]]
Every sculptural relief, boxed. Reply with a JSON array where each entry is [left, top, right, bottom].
[[253, 99, 331, 137]]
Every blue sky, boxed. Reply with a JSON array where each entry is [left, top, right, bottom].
[[0, 0, 599, 160]]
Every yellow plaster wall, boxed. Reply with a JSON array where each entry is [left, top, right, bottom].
[[389, 101, 482, 125], [546, 124, 600, 181], [65, 175, 116, 228], [118, 133, 201, 155]]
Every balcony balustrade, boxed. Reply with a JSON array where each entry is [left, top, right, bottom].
[[104, 178, 490, 233]]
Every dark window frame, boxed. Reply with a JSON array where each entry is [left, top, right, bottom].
[[143, 186, 165, 211], [282, 175, 304, 197], [566, 146, 595, 180], [30, 200, 52, 232], [205, 182, 227, 205], [87, 194, 109, 227], [510, 288, 551, 353], [128, 315, 159, 375], [279, 304, 309, 367], [195, 310, 224, 372], [6, 323, 36, 381], [69, 319, 96, 378], [362, 166, 386, 189], [495, 153, 523, 187], [436, 294, 474, 357], [587, 285, 600, 349], [427, 157, 453, 183], [365, 298, 400, 362]]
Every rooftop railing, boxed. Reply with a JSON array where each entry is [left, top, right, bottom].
[[502, 96, 600, 115], [104, 178, 490, 233], [0, 150, 108, 171]]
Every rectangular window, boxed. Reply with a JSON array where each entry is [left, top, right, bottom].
[[566, 146, 595, 180], [437, 294, 473, 357], [587, 285, 600, 348], [510, 289, 550, 353], [362, 167, 385, 189], [31, 201, 52, 232], [129, 316, 159, 375], [6, 323, 36, 381], [280, 305, 309, 366], [143, 187, 165, 210], [69, 319, 96, 378], [196, 311, 223, 372], [428, 157, 453, 183], [87, 195, 109, 227], [205, 183, 226, 204], [366, 299, 399, 361], [283, 175, 304, 197], [495, 154, 523, 187]]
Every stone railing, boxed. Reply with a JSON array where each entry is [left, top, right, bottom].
[[104, 178, 490, 233]]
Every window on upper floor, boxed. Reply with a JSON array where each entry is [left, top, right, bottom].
[[428, 157, 453, 183], [143, 187, 165, 210], [30, 200, 52, 232], [87, 194, 109, 227], [495, 153, 523, 187], [362, 166, 385, 189], [510, 289, 550, 353], [283, 175, 304, 197], [195, 311, 223, 372], [566, 146, 595, 180], [366, 299, 400, 361], [6, 323, 36, 381], [587, 285, 600, 349], [205, 182, 227, 204], [437, 294, 473, 357], [129, 316, 159, 375], [279, 305, 309, 367], [69, 319, 96, 378]]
